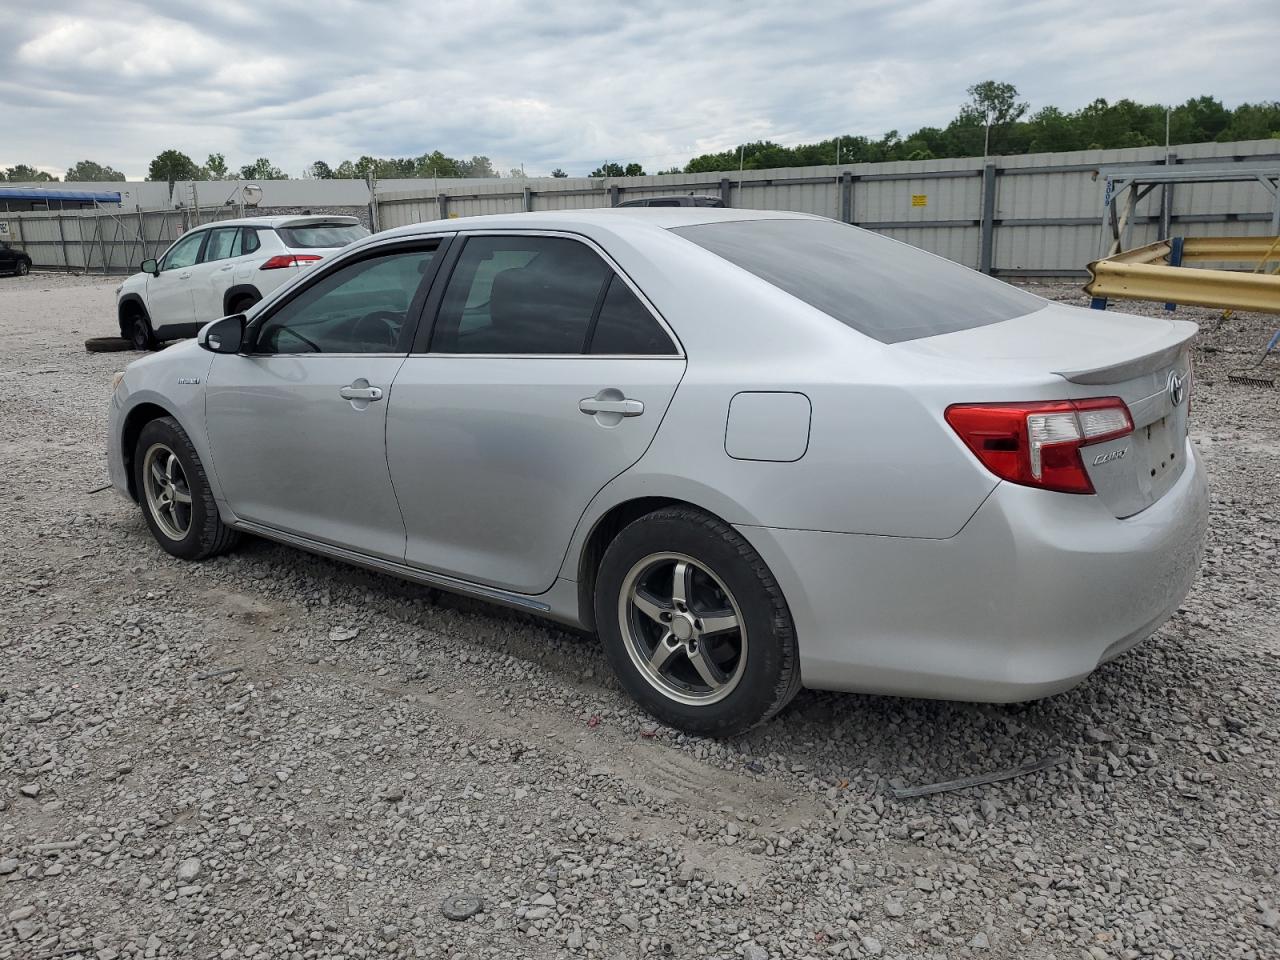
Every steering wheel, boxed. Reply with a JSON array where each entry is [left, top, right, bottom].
[[352, 310, 402, 350]]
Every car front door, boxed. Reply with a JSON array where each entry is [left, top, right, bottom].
[[146, 230, 205, 328], [387, 233, 686, 594], [204, 239, 446, 561]]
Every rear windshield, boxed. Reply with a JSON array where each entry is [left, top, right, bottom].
[[276, 222, 370, 249], [670, 218, 1044, 343]]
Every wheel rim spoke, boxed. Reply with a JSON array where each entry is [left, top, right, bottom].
[[630, 586, 669, 625], [648, 633, 680, 672], [171, 486, 192, 505], [687, 645, 728, 690], [671, 560, 693, 608], [698, 610, 739, 636]]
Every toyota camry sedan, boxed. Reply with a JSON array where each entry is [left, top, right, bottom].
[[106, 209, 1207, 736]]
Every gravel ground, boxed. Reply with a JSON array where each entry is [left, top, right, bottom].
[[1, 272, 1277, 960]]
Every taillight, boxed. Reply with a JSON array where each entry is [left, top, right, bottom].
[[945, 397, 1133, 495], [259, 254, 322, 270]]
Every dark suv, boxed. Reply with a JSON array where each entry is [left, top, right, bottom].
[[615, 195, 725, 208]]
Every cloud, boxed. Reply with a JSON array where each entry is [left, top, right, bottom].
[[0, 0, 1276, 179]]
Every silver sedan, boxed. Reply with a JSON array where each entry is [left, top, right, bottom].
[[107, 209, 1208, 736]]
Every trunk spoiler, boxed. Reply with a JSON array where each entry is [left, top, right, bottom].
[[1052, 319, 1198, 385]]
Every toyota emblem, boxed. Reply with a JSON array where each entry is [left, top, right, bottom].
[[1167, 370, 1186, 406]]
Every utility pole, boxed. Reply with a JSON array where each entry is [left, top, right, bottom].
[[836, 137, 841, 165]]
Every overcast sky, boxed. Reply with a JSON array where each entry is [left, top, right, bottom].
[[2, 0, 1277, 179]]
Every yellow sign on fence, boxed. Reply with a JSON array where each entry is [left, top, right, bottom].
[[911, 194, 928, 207]]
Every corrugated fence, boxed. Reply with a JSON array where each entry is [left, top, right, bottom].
[[375, 139, 1280, 276], [4, 139, 1279, 276]]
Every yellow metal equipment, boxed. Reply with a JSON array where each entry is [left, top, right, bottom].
[[1084, 236, 1280, 315]]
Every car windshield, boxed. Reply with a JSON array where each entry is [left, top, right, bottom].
[[670, 218, 1045, 344], [276, 222, 370, 249]]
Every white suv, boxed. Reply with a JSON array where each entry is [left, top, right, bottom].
[[116, 216, 369, 350]]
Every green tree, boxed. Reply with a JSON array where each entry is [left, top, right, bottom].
[[306, 160, 335, 179], [238, 157, 288, 180], [590, 161, 644, 177], [550, 167, 568, 178], [64, 160, 123, 182], [3, 164, 58, 182], [959, 80, 1029, 155], [204, 153, 230, 179], [457, 156, 496, 178], [147, 149, 201, 185]]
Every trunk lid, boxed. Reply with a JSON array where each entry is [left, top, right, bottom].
[[902, 303, 1196, 518]]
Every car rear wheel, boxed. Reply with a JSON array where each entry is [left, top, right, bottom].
[[133, 417, 239, 561], [16, 260, 29, 276], [594, 506, 801, 737], [228, 294, 259, 315]]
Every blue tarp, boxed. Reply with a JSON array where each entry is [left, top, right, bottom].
[[0, 187, 122, 203]]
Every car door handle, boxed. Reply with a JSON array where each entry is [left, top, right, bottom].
[[178, 272, 192, 280], [579, 397, 643, 416], [340, 384, 383, 401]]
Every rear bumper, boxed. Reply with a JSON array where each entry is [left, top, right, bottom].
[[737, 438, 1208, 702]]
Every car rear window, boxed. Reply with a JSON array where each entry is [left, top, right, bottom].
[[670, 218, 1044, 344], [276, 222, 370, 249]]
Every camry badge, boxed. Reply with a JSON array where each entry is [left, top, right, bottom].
[[1093, 447, 1127, 466], [177, 377, 201, 385], [1167, 370, 1185, 406]]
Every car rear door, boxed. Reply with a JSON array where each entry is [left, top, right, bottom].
[[386, 232, 686, 594], [192, 225, 240, 321], [204, 239, 447, 561]]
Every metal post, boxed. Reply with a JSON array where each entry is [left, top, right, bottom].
[[136, 207, 147, 265], [839, 171, 853, 224], [1164, 235, 1184, 312], [522, 187, 533, 212], [720, 177, 732, 207], [95, 215, 109, 275], [55, 216, 69, 273], [437, 194, 449, 219], [979, 163, 997, 274], [1159, 152, 1177, 240], [608, 184, 620, 207]]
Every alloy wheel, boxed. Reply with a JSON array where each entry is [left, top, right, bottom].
[[142, 443, 193, 541], [617, 552, 748, 706]]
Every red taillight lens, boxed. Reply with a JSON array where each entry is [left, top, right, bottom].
[[259, 254, 322, 270], [945, 397, 1133, 495]]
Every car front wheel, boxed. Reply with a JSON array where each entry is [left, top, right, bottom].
[[16, 260, 29, 276], [594, 506, 801, 737], [133, 416, 239, 561]]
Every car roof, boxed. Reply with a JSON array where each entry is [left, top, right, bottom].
[[185, 214, 362, 230], [376, 207, 821, 242]]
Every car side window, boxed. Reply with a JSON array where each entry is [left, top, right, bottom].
[[161, 232, 205, 271], [202, 227, 238, 263], [430, 236, 610, 354], [587, 276, 676, 355], [239, 228, 261, 255], [251, 247, 436, 355]]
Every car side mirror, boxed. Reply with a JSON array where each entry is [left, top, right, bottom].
[[198, 314, 246, 354], [141, 258, 159, 276]]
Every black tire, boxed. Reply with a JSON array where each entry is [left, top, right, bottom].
[[85, 336, 134, 353], [126, 309, 157, 351], [16, 260, 30, 276], [228, 294, 259, 315], [594, 506, 801, 737], [133, 416, 240, 561]]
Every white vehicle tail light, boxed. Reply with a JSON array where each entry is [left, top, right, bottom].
[[259, 254, 323, 270], [945, 398, 1134, 494]]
